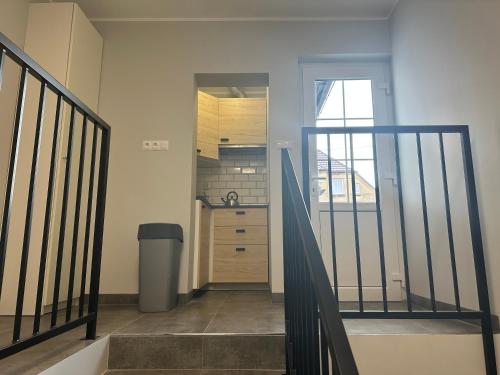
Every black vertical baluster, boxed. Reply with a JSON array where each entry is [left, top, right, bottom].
[[416, 133, 436, 312], [320, 322, 330, 375], [394, 133, 412, 311], [372, 133, 388, 312], [86, 127, 111, 339], [79, 124, 98, 317], [438, 133, 461, 311], [326, 135, 339, 302], [282, 159, 291, 374], [0, 67, 27, 299], [0, 49, 5, 90], [66, 114, 88, 322], [461, 128, 497, 375], [51, 104, 76, 327], [33, 94, 62, 334], [349, 133, 363, 312], [13, 81, 47, 342]]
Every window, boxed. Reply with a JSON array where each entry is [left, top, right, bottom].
[[332, 179, 345, 196], [315, 79, 376, 204]]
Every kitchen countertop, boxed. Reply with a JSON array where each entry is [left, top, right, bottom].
[[196, 196, 268, 209]]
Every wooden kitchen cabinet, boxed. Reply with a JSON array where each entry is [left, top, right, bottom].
[[212, 207, 268, 283], [197, 91, 219, 160], [218, 98, 267, 145], [193, 201, 211, 289]]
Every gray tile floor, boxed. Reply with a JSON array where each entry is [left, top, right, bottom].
[[0, 290, 482, 374]]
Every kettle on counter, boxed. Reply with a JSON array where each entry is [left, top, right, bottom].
[[221, 191, 240, 207]]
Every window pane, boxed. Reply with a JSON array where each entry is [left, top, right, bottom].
[[346, 119, 374, 127], [347, 160, 376, 203], [316, 80, 343, 119], [316, 134, 348, 164], [344, 80, 373, 118], [352, 134, 374, 159], [318, 174, 349, 203], [316, 119, 344, 128]]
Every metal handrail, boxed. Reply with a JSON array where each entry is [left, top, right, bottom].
[[0, 32, 110, 359], [282, 148, 359, 374]]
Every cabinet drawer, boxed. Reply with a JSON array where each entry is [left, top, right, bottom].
[[213, 244, 268, 283], [214, 208, 267, 227], [214, 226, 268, 245]]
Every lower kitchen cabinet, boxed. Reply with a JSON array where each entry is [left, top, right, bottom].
[[213, 245, 268, 283], [212, 207, 268, 283]]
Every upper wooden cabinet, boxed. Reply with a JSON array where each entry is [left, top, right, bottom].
[[197, 91, 220, 160], [24, 3, 103, 112], [219, 98, 267, 145]]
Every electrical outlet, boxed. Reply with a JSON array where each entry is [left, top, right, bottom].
[[142, 140, 152, 150], [151, 140, 161, 151]]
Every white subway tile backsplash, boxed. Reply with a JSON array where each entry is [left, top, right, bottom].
[[233, 175, 249, 182], [250, 189, 265, 196], [197, 150, 268, 204], [227, 167, 242, 174], [242, 167, 256, 174], [241, 196, 258, 204], [256, 181, 267, 189], [241, 181, 257, 189], [248, 175, 264, 182], [249, 160, 265, 167]]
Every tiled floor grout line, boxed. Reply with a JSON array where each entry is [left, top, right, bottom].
[[202, 293, 231, 334], [200, 293, 231, 369]]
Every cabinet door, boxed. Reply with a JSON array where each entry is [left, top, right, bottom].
[[197, 91, 219, 159], [219, 98, 267, 145]]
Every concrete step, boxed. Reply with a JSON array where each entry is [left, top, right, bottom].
[[105, 371, 283, 374], [108, 333, 285, 371]]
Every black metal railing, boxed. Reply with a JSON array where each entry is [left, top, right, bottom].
[[282, 148, 359, 375], [0, 32, 110, 358], [300, 125, 496, 374]]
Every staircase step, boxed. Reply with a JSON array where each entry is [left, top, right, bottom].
[[108, 334, 285, 371], [105, 371, 283, 374]]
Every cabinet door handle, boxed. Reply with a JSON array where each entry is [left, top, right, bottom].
[[235, 229, 246, 233], [197, 149, 201, 153], [236, 211, 246, 215], [235, 247, 246, 252], [220, 138, 229, 143]]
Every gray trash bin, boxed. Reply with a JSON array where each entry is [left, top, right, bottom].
[[138, 223, 183, 312]]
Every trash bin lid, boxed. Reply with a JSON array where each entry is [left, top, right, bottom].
[[138, 223, 183, 242]]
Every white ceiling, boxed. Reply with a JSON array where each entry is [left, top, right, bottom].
[[45, 0, 399, 21]]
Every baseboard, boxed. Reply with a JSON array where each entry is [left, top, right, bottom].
[[271, 293, 284, 303], [178, 291, 193, 305], [205, 282, 270, 291], [410, 293, 500, 331]]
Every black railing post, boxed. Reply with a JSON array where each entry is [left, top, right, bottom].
[[13, 81, 47, 342], [34, 94, 63, 334], [0, 67, 27, 300], [86, 126, 111, 339], [66, 114, 88, 322], [460, 127, 497, 375]]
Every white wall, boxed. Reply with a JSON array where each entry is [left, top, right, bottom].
[[391, 0, 500, 317], [94, 20, 391, 295]]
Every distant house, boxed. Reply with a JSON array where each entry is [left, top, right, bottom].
[[316, 150, 375, 203]]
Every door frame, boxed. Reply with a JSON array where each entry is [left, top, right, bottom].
[[299, 61, 403, 301]]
